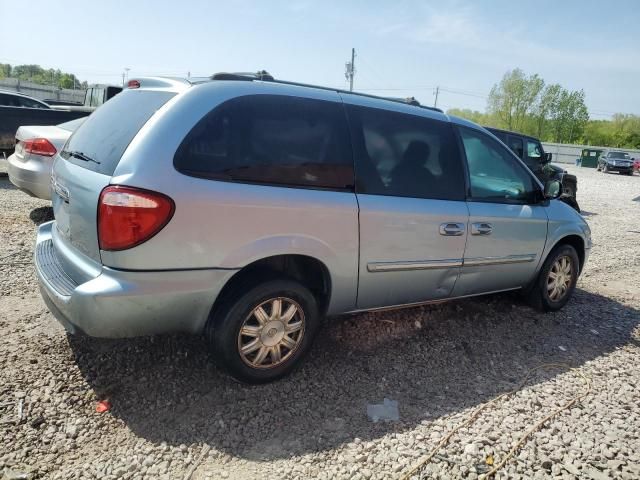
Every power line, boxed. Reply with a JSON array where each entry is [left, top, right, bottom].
[[439, 87, 488, 99]]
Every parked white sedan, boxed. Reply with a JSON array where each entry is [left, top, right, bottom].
[[7, 118, 85, 199]]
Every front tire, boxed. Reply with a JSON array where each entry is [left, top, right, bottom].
[[562, 184, 575, 198], [208, 279, 320, 384], [559, 195, 581, 212], [526, 244, 580, 312]]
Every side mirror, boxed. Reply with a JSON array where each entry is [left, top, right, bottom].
[[543, 152, 552, 163], [544, 179, 562, 200]]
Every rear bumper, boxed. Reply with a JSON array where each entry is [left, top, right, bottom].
[[35, 221, 237, 338], [7, 153, 52, 200]]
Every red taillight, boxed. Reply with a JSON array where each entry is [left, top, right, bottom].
[[98, 186, 175, 251], [23, 138, 57, 157], [127, 80, 140, 89]]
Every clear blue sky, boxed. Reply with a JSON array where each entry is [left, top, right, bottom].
[[1, 0, 639, 118]]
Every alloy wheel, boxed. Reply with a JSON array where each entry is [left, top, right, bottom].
[[237, 297, 305, 369], [547, 255, 573, 302]]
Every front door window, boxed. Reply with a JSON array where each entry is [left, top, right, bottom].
[[459, 126, 537, 204]]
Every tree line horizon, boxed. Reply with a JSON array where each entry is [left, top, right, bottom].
[[447, 68, 639, 150]]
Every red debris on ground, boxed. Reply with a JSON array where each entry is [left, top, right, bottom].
[[95, 400, 112, 413]]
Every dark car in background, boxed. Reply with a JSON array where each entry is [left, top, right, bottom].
[[597, 150, 634, 175], [0, 84, 121, 157], [0, 90, 51, 109], [485, 127, 580, 211]]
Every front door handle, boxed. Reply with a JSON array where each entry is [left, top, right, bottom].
[[471, 222, 493, 235], [439, 223, 465, 236]]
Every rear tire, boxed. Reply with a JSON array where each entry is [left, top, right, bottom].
[[207, 278, 320, 384], [526, 244, 579, 312]]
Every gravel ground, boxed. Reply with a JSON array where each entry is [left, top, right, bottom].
[[0, 165, 639, 480]]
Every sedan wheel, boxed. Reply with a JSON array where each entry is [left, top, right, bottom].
[[238, 297, 305, 369]]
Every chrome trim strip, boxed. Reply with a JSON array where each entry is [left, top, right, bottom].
[[367, 258, 463, 272], [463, 254, 536, 267], [367, 254, 535, 272], [345, 287, 522, 314]]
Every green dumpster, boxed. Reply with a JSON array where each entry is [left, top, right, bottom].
[[580, 148, 602, 168]]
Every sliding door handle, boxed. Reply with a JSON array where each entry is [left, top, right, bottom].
[[439, 223, 466, 236], [471, 222, 493, 235]]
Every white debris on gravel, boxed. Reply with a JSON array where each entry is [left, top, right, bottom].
[[0, 166, 639, 480], [367, 399, 400, 423]]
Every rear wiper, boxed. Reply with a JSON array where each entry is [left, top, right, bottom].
[[64, 150, 101, 165]]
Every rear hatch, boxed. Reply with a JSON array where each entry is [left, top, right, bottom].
[[51, 89, 176, 264]]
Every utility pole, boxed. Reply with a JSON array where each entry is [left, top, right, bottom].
[[345, 48, 356, 92], [433, 86, 440, 108]]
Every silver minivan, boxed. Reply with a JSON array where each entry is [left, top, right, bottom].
[[35, 74, 591, 383]]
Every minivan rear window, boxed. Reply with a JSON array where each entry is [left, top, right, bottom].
[[61, 90, 175, 176]]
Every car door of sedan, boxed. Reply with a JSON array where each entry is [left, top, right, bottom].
[[452, 125, 548, 297], [345, 100, 470, 310]]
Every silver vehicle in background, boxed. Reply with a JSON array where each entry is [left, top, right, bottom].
[[35, 73, 591, 383], [7, 118, 86, 199]]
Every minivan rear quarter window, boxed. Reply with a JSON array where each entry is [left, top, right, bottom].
[[174, 95, 354, 190], [61, 90, 175, 176]]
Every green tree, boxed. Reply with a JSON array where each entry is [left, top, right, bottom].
[[533, 84, 562, 138], [487, 68, 544, 132], [608, 114, 640, 148], [548, 89, 589, 143], [446, 108, 491, 125], [7, 64, 85, 89], [0, 63, 11, 78]]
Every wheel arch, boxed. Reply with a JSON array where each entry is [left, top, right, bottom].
[[206, 254, 333, 330], [549, 234, 585, 273]]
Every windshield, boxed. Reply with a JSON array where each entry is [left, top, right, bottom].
[[608, 152, 630, 159], [61, 90, 175, 175]]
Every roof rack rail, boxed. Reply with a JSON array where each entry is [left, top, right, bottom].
[[383, 96, 421, 106], [209, 71, 443, 113], [211, 70, 274, 81]]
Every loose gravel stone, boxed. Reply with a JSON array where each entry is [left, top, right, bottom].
[[0, 166, 639, 479]]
